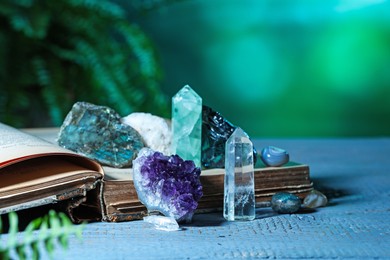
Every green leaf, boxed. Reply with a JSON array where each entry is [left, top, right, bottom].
[[1, 210, 84, 259], [16, 244, 27, 260], [7, 211, 19, 248], [0, 213, 3, 233], [44, 237, 55, 256], [30, 241, 40, 260], [0, 250, 10, 260]]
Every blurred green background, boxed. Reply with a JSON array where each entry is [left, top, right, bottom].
[[1, 0, 390, 137]]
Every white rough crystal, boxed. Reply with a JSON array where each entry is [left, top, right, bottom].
[[122, 112, 172, 155], [143, 215, 181, 231]]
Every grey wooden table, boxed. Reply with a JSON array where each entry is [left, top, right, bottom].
[[9, 133, 390, 259]]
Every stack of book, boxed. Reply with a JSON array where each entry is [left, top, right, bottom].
[[101, 161, 312, 222], [0, 123, 313, 223]]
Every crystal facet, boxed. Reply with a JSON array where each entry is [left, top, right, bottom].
[[201, 105, 257, 169], [271, 192, 301, 214], [224, 128, 255, 221], [132, 148, 203, 223], [143, 215, 181, 231], [302, 190, 328, 208], [261, 146, 289, 167], [171, 85, 202, 167], [122, 112, 172, 155], [57, 102, 144, 168]]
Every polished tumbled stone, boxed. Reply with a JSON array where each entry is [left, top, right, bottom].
[[302, 190, 328, 208], [271, 192, 301, 214], [122, 112, 172, 155], [133, 148, 203, 223], [224, 128, 255, 221], [261, 146, 289, 167], [57, 102, 144, 168], [202, 105, 257, 169], [171, 85, 202, 167]]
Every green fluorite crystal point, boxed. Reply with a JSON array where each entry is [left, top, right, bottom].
[[171, 85, 202, 166]]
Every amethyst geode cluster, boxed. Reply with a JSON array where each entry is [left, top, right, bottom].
[[133, 148, 203, 223]]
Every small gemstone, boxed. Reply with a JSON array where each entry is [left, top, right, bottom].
[[143, 215, 181, 231], [261, 146, 289, 167], [302, 190, 328, 208], [224, 127, 255, 221], [57, 102, 144, 168], [271, 192, 301, 214], [122, 112, 172, 155], [171, 85, 202, 167], [132, 148, 203, 223]]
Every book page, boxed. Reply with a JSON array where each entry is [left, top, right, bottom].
[[0, 122, 76, 167], [0, 157, 100, 193]]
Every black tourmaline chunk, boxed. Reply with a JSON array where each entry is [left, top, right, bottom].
[[201, 105, 257, 169]]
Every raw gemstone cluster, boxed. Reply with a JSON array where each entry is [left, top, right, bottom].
[[122, 112, 172, 155], [202, 105, 257, 169], [133, 148, 203, 223], [57, 102, 144, 168]]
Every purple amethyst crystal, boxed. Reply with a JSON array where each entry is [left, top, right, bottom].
[[133, 148, 203, 223]]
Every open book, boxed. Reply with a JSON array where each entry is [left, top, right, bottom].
[[1, 123, 313, 223], [0, 123, 104, 223]]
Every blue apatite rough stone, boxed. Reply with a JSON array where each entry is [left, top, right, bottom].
[[261, 146, 289, 167], [57, 102, 144, 168], [133, 148, 203, 223], [271, 192, 301, 214], [201, 105, 257, 169]]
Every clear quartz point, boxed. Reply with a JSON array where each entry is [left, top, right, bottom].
[[224, 127, 255, 221], [171, 85, 202, 167], [143, 215, 181, 231]]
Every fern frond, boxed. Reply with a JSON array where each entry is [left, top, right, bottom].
[[0, 0, 169, 127], [0, 210, 84, 260], [66, 0, 125, 19]]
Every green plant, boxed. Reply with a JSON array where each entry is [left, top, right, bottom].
[[0, 210, 84, 259], [0, 0, 168, 127]]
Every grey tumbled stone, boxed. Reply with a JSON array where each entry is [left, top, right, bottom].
[[303, 190, 328, 208]]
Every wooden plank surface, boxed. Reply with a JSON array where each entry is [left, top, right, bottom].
[[4, 132, 390, 259]]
